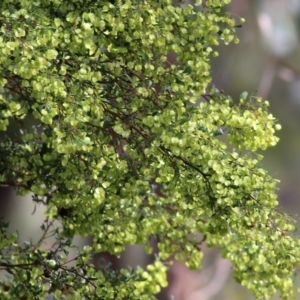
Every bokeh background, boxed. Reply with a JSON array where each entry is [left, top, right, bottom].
[[210, 0, 300, 298], [1, 0, 300, 299]]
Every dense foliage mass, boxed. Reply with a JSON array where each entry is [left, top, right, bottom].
[[0, 0, 300, 299]]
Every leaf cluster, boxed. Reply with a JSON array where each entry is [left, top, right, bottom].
[[0, 0, 299, 299]]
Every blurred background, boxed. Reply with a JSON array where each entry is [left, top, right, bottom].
[[1, 0, 300, 299], [209, 0, 300, 298]]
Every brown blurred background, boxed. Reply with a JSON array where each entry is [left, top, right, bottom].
[[209, 0, 300, 298]]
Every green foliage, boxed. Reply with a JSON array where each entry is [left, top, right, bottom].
[[0, 0, 299, 299]]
